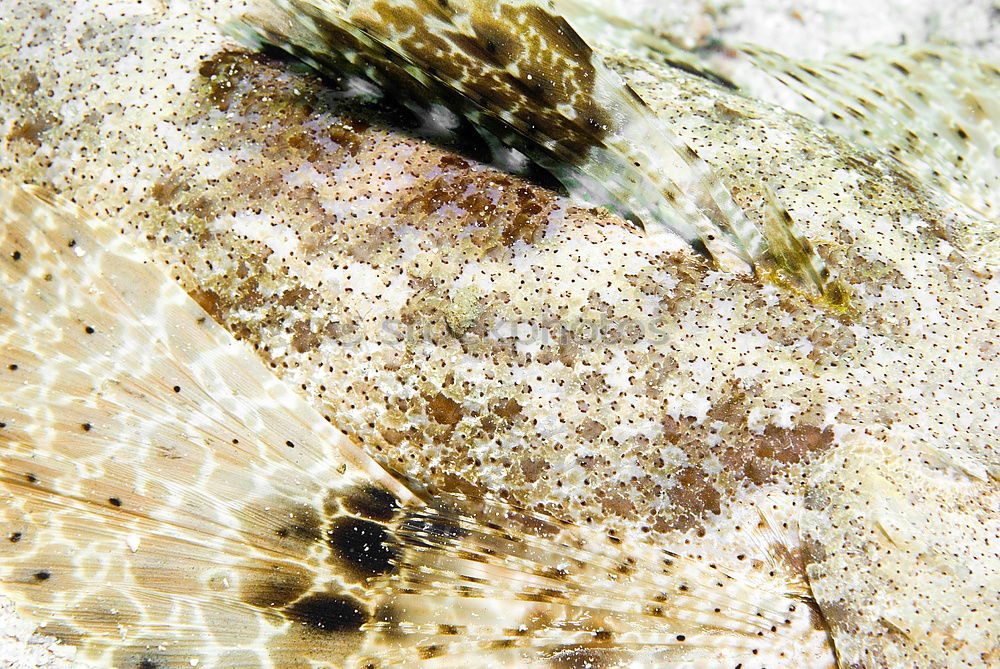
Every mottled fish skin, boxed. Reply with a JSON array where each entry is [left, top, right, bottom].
[[1, 0, 999, 667], [235, 0, 845, 299]]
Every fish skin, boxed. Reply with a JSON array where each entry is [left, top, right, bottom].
[[0, 0, 998, 667]]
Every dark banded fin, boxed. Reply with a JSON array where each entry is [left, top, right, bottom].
[[231, 0, 776, 272]]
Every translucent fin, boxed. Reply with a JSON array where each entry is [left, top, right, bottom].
[[0, 181, 837, 667], [801, 433, 1000, 667], [0, 179, 420, 669], [551, 0, 739, 91], [232, 0, 770, 271], [740, 43, 1000, 223], [360, 495, 837, 668]]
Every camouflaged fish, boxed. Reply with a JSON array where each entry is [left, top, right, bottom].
[[1, 0, 999, 668]]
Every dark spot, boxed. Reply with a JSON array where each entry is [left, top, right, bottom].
[[241, 561, 312, 608], [689, 237, 710, 259], [341, 485, 399, 522], [67, 239, 76, 248], [285, 593, 368, 633], [676, 634, 686, 642], [34, 570, 50, 581], [285, 440, 295, 448], [84, 326, 95, 334], [82, 423, 92, 432], [108, 497, 122, 507], [138, 659, 157, 669], [326, 518, 398, 578], [8, 364, 18, 371], [271, 504, 322, 544], [438, 624, 460, 635], [9, 532, 22, 543], [172, 386, 181, 393], [24, 473, 37, 483], [418, 645, 444, 659]]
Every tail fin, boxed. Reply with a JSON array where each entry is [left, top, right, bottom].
[[0, 179, 835, 668]]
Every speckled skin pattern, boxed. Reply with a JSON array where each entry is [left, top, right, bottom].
[[1, 0, 999, 667]]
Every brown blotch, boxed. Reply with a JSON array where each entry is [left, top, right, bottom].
[[417, 645, 444, 660], [426, 392, 463, 425], [491, 397, 522, 421], [18, 71, 40, 95], [665, 467, 721, 529], [198, 50, 255, 112], [7, 111, 59, 146], [501, 187, 546, 246], [150, 175, 185, 205], [520, 457, 547, 483], [599, 491, 634, 518]]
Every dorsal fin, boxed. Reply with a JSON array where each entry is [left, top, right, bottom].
[[231, 0, 771, 272], [740, 43, 1000, 225]]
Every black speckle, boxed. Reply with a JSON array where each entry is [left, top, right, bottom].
[[172, 385, 181, 393], [67, 239, 76, 248], [24, 473, 37, 483], [108, 497, 122, 507], [342, 485, 399, 522], [0, 422, 6, 428], [84, 325, 95, 334], [9, 532, 22, 543], [326, 518, 398, 578], [7, 364, 18, 371], [11, 250, 21, 261], [285, 593, 368, 633], [82, 423, 92, 432], [138, 659, 157, 669], [285, 440, 295, 448], [34, 570, 50, 581], [676, 634, 686, 642]]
